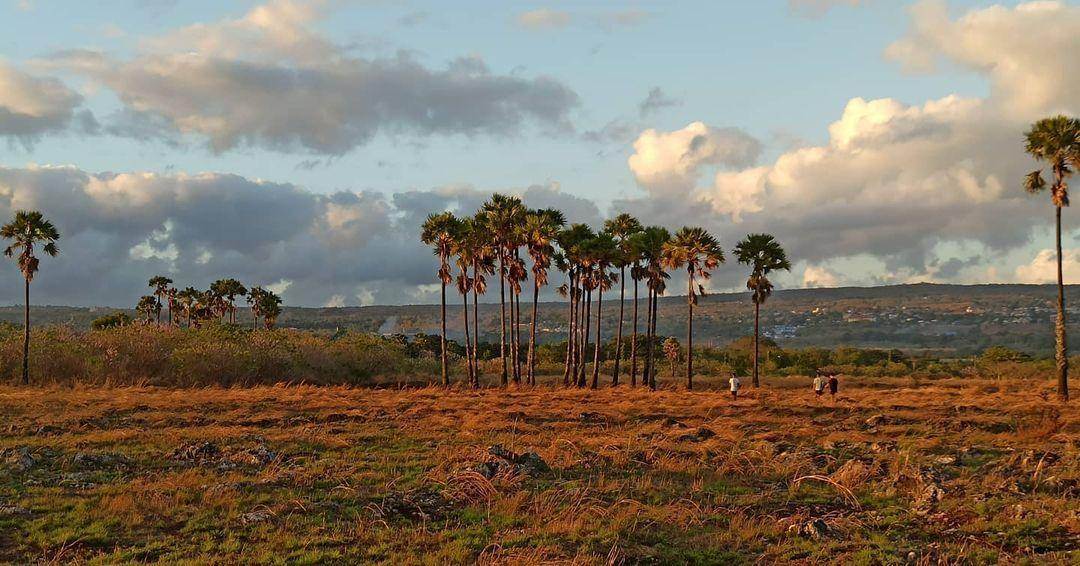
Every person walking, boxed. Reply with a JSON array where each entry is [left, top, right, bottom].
[[729, 372, 741, 401], [812, 371, 825, 399], [827, 372, 839, 400]]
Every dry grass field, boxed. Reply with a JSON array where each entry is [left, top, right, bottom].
[[1, 376, 1078, 564]]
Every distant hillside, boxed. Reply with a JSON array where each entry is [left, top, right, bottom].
[[3, 283, 1078, 356]]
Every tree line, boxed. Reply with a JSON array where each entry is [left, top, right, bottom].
[[421, 197, 791, 390], [136, 277, 282, 330]]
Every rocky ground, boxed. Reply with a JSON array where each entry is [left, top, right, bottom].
[[0, 377, 1077, 564]]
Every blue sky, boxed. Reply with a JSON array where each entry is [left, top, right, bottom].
[[0, 0, 1077, 306]]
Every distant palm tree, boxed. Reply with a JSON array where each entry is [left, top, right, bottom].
[[636, 226, 671, 390], [176, 287, 201, 328], [1, 211, 60, 385], [662, 227, 724, 390], [148, 276, 173, 325], [603, 213, 643, 386], [247, 286, 267, 329], [259, 290, 283, 329], [663, 337, 681, 378], [136, 295, 160, 324], [734, 234, 791, 388], [1024, 115, 1080, 402], [210, 278, 248, 324], [523, 208, 565, 385], [421, 211, 460, 386]]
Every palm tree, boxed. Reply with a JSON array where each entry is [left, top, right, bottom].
[[663, 337, 681, 378], [589, 233, 618, 389], [469, 213, 496, 388], [1024, 115, 1080, 402], [421, 211, 460, 386], [176, 286, 202, 328], [482, 194, 526, 386], [148, 276, 173, 325], [523, 208, 565, 385], [662, 227, 724, 390], [248, 286, 267, 329], [136, 295, 160, 324], [452, 218, 479, 386], [636, 226, 671, 390], [1, 210, 60, 385], [210, 278, 248, 324], [259, 290, 283, 329], [555, 223, 594, 386], [625, 232, 647, 386], [603, 213, 643, 386], [734, 234, 791, 388]]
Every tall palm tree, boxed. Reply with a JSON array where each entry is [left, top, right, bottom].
[[523, 208, 565, 385], [482, 194, 526, 386], [556, 223, 594, 386], [734, 234, 791, 388], [662, 227, 724, 390], [589, 233, 618, 389], [603, 213, 643, 386], [149, 276, 173, 325], [636, 226, 671, 390], [1024, 115, 1080, 402], [625, 232, 647, 386], [469, 213, 497, 388], [1, 210, 60, 385], [421, 211, 460, 386]]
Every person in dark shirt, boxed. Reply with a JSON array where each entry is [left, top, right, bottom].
[[827, 373, 839, 399]]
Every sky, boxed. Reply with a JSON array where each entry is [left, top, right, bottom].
[[0, 0, 1077, 307]]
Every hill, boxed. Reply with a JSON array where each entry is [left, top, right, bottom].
[[2, 283, 1077, 355]]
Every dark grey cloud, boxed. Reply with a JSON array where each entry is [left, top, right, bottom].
[[638, 86, 681, 117]]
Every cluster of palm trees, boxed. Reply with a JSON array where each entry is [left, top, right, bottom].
[[136, 277, 283, 330], [421, 195, 791, 390]]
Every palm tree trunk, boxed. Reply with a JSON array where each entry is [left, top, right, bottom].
[[440, 277, 449, 386], [22, 278, 30, 385], [631, 276, 639, 387], [156, 296, 162, 325], [472, 259, 481, 388], [563, 271, 575, 386], [643, 287, 652, 388], [753, 299, 761, 388], [687, 273, 694, 391], [613, 266, 625, 385], [529, 280, 540, 385], [513, 285, 522, 384], [462, 282, 472, 387], [580, 287, 592, 387], [591, 283, 603, 389], [1056, 205, 1070, 401], [498, 254, 507, 387]]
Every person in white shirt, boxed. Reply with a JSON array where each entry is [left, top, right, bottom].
[[728, 373, 740, 400], [813, 371, 825, 398]]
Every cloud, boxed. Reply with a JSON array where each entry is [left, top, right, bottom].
[[886, 0, 1080, 118], [628, 121, 763, 195], [1015, 249, 1080, 284], [598, 9, 649, 29], [803, 265, 841, 288], [616, 0, 1080, 287], [0, 165, 601, 307], [0, 62, 85, 146], [789, 0, 863, 18], [638, 86, 681, 117], [45, 1, 579, 155], [517, 9, 572, 30]]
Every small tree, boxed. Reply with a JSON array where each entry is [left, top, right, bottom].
[[1, 210, 60, 385], [663, 337, 681, 378]]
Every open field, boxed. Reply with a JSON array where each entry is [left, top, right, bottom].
[[1, 377, 1078, 564]]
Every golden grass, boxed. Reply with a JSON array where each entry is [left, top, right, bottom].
[[0, 375, 1077, 563]]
